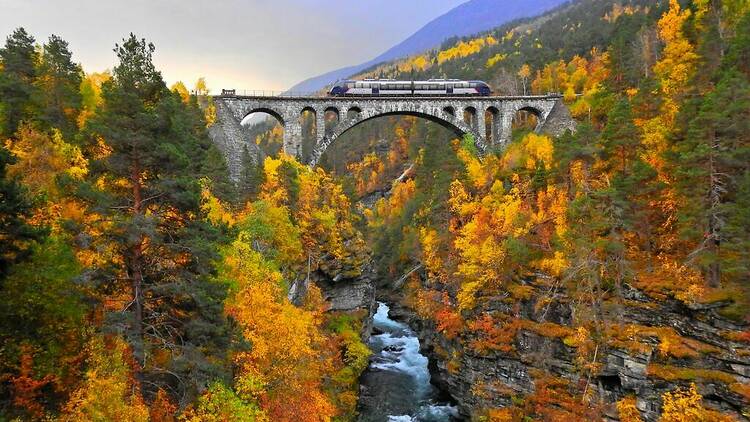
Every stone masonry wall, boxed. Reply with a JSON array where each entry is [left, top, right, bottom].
[[211, 95, 576, 169]]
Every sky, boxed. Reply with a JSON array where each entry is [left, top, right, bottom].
[[1, 0, 466, 93]]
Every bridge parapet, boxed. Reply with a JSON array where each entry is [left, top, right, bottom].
[[210, 95, 575, 176], [220, 89, 325, 97]]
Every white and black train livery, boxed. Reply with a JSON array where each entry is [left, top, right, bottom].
[[328, 78, 492, 96]]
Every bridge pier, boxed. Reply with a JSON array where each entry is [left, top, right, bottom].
[[209, 95, 576, 175], [283, 118, 303, 160], [315, 110, 326, 147], [498, 112, 514, 147], [476, 111, 486, 143]]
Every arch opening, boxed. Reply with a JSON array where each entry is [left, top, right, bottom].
[[314, 110, 473, 168], [325, 107, 340, 136], [336, 111, 466, 146], [316, 113, 466, 176], [443, 106, 455, 117], [512, 106, 541, 141], [240, 108, 284, 158], [463, 107, 477, 130], [485, 106, 499, 144], [300, 107, 317, 161], [241, 107, 284, 127], [347, 106, 362, 120]]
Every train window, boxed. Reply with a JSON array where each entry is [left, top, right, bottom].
[[430, 84, 439, 89]]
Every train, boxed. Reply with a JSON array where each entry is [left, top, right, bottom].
[[328, 78, 492, 97]]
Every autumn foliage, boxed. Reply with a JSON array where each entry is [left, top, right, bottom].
[[2, 1, 750, 421]]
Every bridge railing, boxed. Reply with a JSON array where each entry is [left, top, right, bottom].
[[217, 89, 566, 99], [219, 89, 325, 98]]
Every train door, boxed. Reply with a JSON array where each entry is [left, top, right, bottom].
[[372, 84, 380, 95], [447, 84, 454, 95]]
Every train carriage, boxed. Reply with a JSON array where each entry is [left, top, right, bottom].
[[329, 78, 491, 96]]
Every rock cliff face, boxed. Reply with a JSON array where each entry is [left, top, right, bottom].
[[380, 276, 750, 421], [286, 252, 377, 338], [317, 272, 376, 314]]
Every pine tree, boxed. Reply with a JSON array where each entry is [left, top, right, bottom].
[[35, 35, 83, 138], [601, 98, 658, 247], [668, 9, 750, 288], [202, 144, 236, 203], [0, 28, 38, 138], [599, 98, 642, 175], [238, 145, 263, 204], [673, 67, 750, 287], [723, 171, 750, 283], [553, 123, 597, 198], [84, 34, 230, 403]]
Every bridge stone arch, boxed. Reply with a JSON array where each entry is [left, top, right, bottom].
[[243, 107, 285, 126], [310, 107, 482, 167], [211, 95, 575, 179]]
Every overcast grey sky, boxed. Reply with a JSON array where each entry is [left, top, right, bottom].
[[1, 0, 466, 92]]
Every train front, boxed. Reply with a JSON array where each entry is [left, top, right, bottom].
[[329, 80, 349, 96]]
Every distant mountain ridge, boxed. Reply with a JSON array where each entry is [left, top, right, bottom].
[[288, 0, 568, 93]]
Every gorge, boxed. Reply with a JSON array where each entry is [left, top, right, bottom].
[[1, 0, 750, 420]]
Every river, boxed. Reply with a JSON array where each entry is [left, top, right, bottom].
[[357, 302, 460, 422]]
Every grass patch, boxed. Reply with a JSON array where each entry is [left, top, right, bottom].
[[647, 364, 737, 384]]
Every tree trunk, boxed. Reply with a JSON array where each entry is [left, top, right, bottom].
[[706, 130, 722, 288], [130, 161, 146, 369]]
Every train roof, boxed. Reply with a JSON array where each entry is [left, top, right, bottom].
[[335, 79, 488, 84]]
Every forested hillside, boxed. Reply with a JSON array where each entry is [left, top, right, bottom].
[[321, 0, 750, 419], [288, 0, 567, 93], [0, 31, 371, 421], [1, 0, 750, 420]]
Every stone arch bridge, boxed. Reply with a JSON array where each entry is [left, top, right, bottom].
[[209, 94, 575, 179]]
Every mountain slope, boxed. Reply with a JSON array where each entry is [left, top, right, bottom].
[[288, 0, 568, 93]]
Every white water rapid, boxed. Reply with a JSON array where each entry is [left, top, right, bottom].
[[358, 302, 460, 422]]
